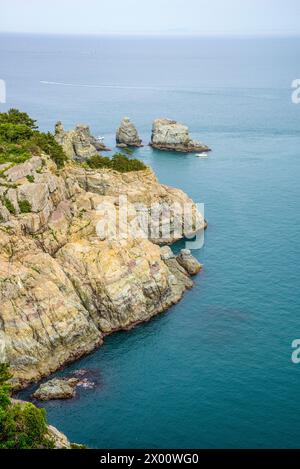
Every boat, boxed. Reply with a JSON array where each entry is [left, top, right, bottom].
[[196, 152, 208, 158], [96, 136, 105, 142]]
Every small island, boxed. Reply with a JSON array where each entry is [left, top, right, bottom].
[[150, 118, 210, 153]]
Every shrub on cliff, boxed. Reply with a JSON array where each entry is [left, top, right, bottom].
[[86, 152, 146, 173], [0, 109, 67, 168], [19, 199, 32, 213], [27, 131, 67, 169], [0, 364, 54, 449]]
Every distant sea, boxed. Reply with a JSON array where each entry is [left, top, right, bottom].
[[2, 33, 300, 448]]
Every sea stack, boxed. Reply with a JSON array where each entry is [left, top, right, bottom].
[[54, 121, 110, 160], [116, 117, 143, 148], [150, 118, 210, 153]]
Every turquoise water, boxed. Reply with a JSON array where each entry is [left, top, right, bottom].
[[2, 34, 300, 448]]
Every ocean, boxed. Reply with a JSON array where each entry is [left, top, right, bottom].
[[1, 33, 300, 448]]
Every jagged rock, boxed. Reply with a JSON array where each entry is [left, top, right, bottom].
[[4, 156, 43, 183], [150, 118, 210, 153], [33, 378, 79, 400], [160, 246, 175, 261], [54, 121, 110, 160], [176, 249, 203, 276], [116, 117, 143, 147]]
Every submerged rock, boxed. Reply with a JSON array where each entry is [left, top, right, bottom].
[[33, 378, 79, 400], [176, 249, 203, 276], [116, 117, 143, 147], [150, 118, 210, 153], [55, 121, 110, 160]]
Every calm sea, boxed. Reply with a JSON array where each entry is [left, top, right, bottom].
[[2, 33, 300, 448]]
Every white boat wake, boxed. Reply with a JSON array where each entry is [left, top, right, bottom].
[[40, 80, 163, 91]]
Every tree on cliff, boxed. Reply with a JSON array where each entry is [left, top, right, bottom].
[[0, 109, 67, 168]]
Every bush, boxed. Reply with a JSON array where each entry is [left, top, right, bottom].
[[19, 199, 32, 213], [0, 143, 31, 165], [27, 131, 67, 168], [2, 196, 16, 215], [85, 154, 112, 169], [0, 123, 33, 143], [0, 364, 54, 449], [86, 153, 146, 173], [0, 110, 67, 168], [0, 109, 38, 130]]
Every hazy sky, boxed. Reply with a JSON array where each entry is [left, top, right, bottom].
[[1, 0, 300, 36]]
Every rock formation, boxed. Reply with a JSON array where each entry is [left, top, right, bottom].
[[0, 153, 205, 389], [33, 378, 79, 400], [116, 117, 143, 148], [54, 121, 110, 160], [176, 249, 203, 276], [150, 118, 210, 153]]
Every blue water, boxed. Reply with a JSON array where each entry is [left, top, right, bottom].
[[2, 33, 300, 448]]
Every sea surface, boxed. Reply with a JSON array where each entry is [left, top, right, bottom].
[[1, 33, 300, 448]]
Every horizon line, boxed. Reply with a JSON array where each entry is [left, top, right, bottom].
[[1, 30, 300, 39]]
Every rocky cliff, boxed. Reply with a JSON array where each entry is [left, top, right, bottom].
[[54, 121, 110, 160], [150, 118, 210, 153], [116, 117, 143, 147], [0, 154, 204, 389]]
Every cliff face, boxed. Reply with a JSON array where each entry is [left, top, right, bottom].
[[0, 156, 204, 388], [150, 118, 210, 153]]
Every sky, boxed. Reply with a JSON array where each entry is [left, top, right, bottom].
[[1, 0, 300, 36]]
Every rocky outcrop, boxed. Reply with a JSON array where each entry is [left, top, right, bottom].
[[150, 118, 210, 153], [0, 154, 204, 389], [54, 122, 110, 160], [33, 378, 79, 400], [116, 117, 142, 148], [47, 425, 72, 449]]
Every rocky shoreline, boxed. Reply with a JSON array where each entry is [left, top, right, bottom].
[[0, 110, 207, 394], [0, 154, 205, 390]]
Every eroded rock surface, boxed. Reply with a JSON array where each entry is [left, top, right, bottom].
[[55, 121, 110, 160], [150, 118, 210, 153], [116, 117, 142, 147]]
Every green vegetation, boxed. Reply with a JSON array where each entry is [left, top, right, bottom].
[[121, 146, 134, 155], [19, 199, 32, 214], [0, 109, 67, 168], [0, 109, 38, 130], [0, 364, 54, 449], [26, 174, 35, 183], [86, 152, 147, 173]]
